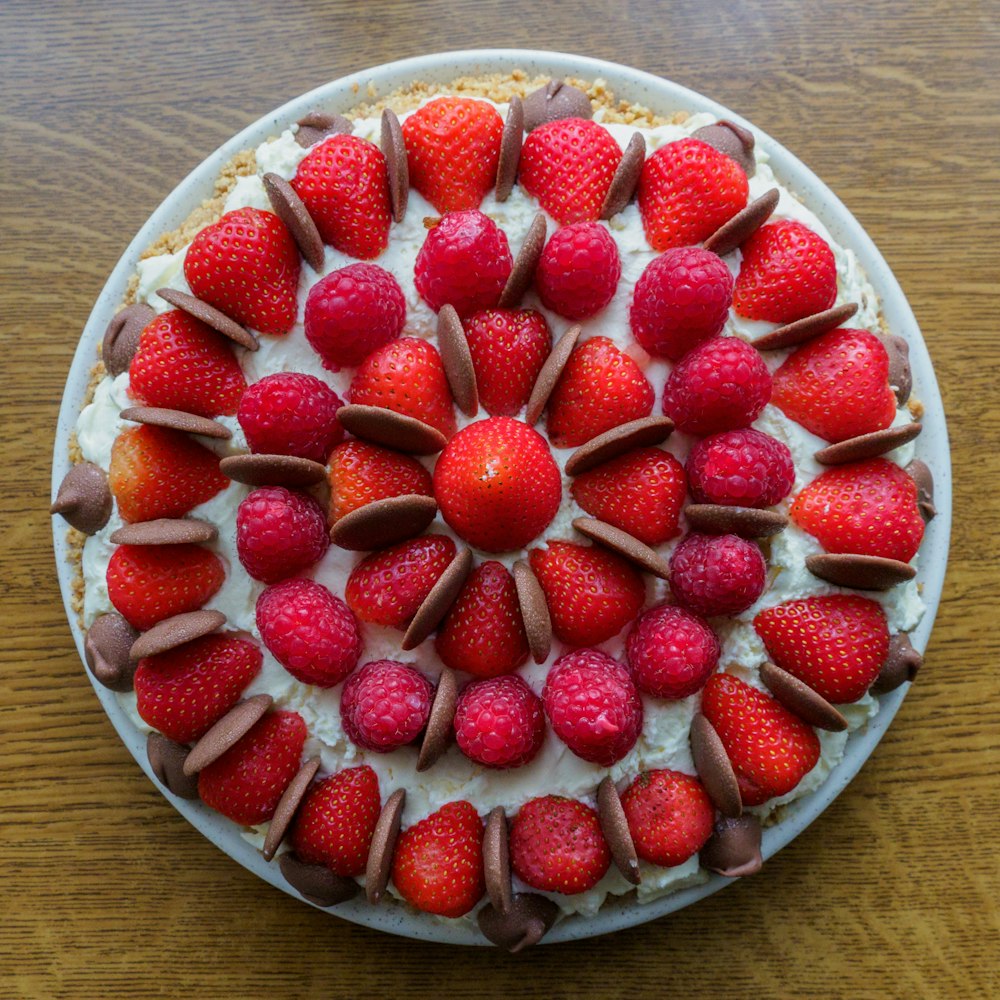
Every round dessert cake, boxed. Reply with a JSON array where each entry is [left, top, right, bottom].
[[51, 52, 948, 949]]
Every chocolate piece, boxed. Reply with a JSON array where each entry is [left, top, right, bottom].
[[872, 633, 923, 693], [331, 494, 437, 551], [294, 110, 352, 148], [336, 403, 447, 456], [402, 547, 473, 650], [495, 95, 524, 202], [477, 893, 560, 953], [690, 714, 742, 816], [692, 119, 756, 176], [483, 807, 514, 912], [120, 406, 231, 440], [366, 788, 405, 904], [262, 173, 325, 272], [498, 212, 546, 308], [703, 188, 779, 256], [564, 416, 674, 476], [381, 108, 409, 223], [84, 612, 139, 692], [684, 504, 788, 539], [416, 668, 457, 771], [806, 553, 915, 591], [51, 462, 112, 534], [102, 303, 154, 376], [759, 661, 848, 731], [525, 323, 581, 425], [752, 303, 859, 351], [597, 777, 640, 885], [882, 334, 912, 405], [701, 815, 763, 878], [906, 459, 937, 522], [263, 757, 321, 861], [129, 609, 226, 661], [521, 79, 593, 132], [110, 518, 217, 546], [219, 453, 327, 487], [146, 732, 200, 799], [815, 423, 923, 465], [600, 132, 645, 219], [279, 852, 360, 906], [182, 694, 273, 776], [572, 517, 670, 579], [513, 559, 551, 664], [437, 305, 478, 417], [155, 288, 258, 351]]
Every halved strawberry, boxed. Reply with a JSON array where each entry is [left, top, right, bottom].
[[327, 439, 433, 525]]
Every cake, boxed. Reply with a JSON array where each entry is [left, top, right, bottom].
[[52, 67, 936, 951]]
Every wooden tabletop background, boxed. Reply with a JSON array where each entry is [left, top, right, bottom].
[[3, 1, 998, 997]]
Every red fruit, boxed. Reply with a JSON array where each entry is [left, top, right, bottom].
[[340, 660, 433, 752], [235, 487, 329, 584], [662, 336, 771, 435], [546, 336, 654, 448], [464, 308, 552, 416], [289, 766, 381, 876], [454, 675, 545, 769], [771, 328, 898, 443], [401, 96, 503, 213], [134, 633, 262, 743], [790, 458, 925, 562], [184, 208, 300, 336], [107, 543, 225, 632], [435, 561, 530, 678], [129, 310, 246, 417], [570, 446, 687, 547], [629, 247, 734, 361], [256, 578, 362, 688], [543, 648, 643, 766], [669, 532, 767, 617], [391, 800, 485, 918], [530, 541, 645, 647], [626, 604, 720, 700], [109, 424, 228, 523], [237, 372, 344, 462], [686, 428, 795, 509], [755, 595, 890, 703], [327, 439, 433, 524], [518, 118, 622, 226], [345, 534, 456, 629], [536, 222, 621, 320], [291, 134, 391, 260], [701, 673, 820, 806], [510, 795, 611, 894], [433, 417, 561, 552], [303, 263, 406, 371], [637, 138, 749, 251], [348, 337, 456, 440], [414, 211, 512, 318], [734, 220, 837, 324], [197, 710, 307, 825], [620, 770, 715, 868]]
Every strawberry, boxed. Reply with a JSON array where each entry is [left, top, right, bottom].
[[106, 543, 225, 631], [391, 800, 485, 917], [291, 134, 391, 260], [637, 138, 749, 251], [435, 561, 530, 678], [134, 633, 262, 743], [401, 96, 503, 213], [348, 337, 456, 439], [570, 446, 687, 547], [518, 118, 623, 225], [327, 439, 433, 524], [790, 458, 925, 562], [108, 425, 229, 523], [184, 208, 300, 336], [128, 310, 246, 418], [701, 673, 820, 806], [733, 220, 837, 324], [755, 595, 890, 704], [197, 710, 307, 825], [529, 540, 645, 647], [546, 336, 654, 448], [771, 328, 897, 443]]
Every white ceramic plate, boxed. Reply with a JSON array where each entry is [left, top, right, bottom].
[[51, 49, 951, 945]]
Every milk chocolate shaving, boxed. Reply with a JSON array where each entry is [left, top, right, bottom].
[[129, 609, 226, 661], [477, 893, 560, 953], [513, 559, 551, 664], [437, 304, 478, 417], [525, 323, 581, 425], [483, 807, 514, 912], [331, 494, 437, 551], [263, 757, 321, 861], [120, 406, 231, 440], [759, 661, 848, 731], [365, 788, 405, 905], [402, 547, 473, 650], [701, 815, 763, 878], [806, 553, 915, 591], [564, 416, 674, 476], [110, 518, 217, 546], [416, 668, 458, 772], [498, 212, 546, 308], [522, 79, 593, 132], [51, 462, 112, 534], [155, 288, 258, 351], [684, 504, 788, 538], [381, 108, 409, 223], [601, 132, 645, 219], [219, 453, 327, 487], [336, 403, 448, 456], [572, 517, 670, 579], [815, 423, 923, 465], [146, 732, 200, 799], [279, 852, 360, 906], [703, 188, 779, 256], [295, 110, 352, 148], [495, 95, 523, 202], [597, 776, 640, 885], [182, 694, 273, 776], [752, 303, 859, 351], [262, 173, 325, 272], [871, 633, 923, 693], [84, 612, 139, 692], [906, 459, 937, 522], [102, 303, 154, 375], [692, 119, 756, 176], [690, 714, 743, 817], [882, 334, 913, 405]]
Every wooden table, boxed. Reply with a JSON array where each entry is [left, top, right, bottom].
[[3, 1, 998, 997]]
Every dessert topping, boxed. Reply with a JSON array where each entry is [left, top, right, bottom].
[[669, 532, 767, 617], [146, 732, 199, 799], [261, 172, 325, 272], [183, 694, 274, 776], [626, 604, 720, 701], [477, 893, 560, 952], [102, 303, 155, 375], [416, 667, 458, 772], [905, 458, 937, 522], [701, 815, 763, 877], [563, 415, 674, 476], [219, 452, 327, 486], [236, 486, 329, 584], [815, 422, 922, 465], [882, 332, 913, 404], [759, 661, 848, 732], [703, 187, 779, 256], [483, 807, 513, 913], [262, 756, 321, 861], [512, 558, 552, 665], [686, 427, 795, 508], [401, 545, 473, 650], [805, 552, 916, 591], [380, 108, 409, 223], [84, 611, 139, 691], [498, 211, 546, 308], [872, 633, 923, 693], [521, 79, 593, 131], [601, 131, 645, 219], [119, 405, 230, 439], [454, 674, 546, 770], [340, 660, 434, 753], [436, 304, 479, 417], [690, 714, 742, 817], [751, 302, 859, 351], [294, 110, 352, 148], [336, 404, 447, 456], [683, 504, 789, 538], [51, 461, 112, 534], [571, 516, 670, 579], [365, 788, 405, 905], [279, 852, 360, 906], [128, 609, 226, 661], [597, 776, 641, 885], [494, 94, 523, 202], [524, 322, 581, 425], [155, 288, 258, 351], [110, 518, 217, 546], [331, 494, 438, 551], [691, 119, 756, 176]]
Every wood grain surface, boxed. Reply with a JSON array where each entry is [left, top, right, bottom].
[[3, 1, 998, 997]]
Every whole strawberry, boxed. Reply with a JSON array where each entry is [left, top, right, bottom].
[[686, 428, 795, 508], [340, 660, 434, 752], [536, 222, 621, 320], [669, 533, 767, 618], [620, 770, 715, 867], [327, 440, 433, 524], [626, 604, 720, 700], [454, 675, 545, 769], [236, 487, 329, 584]]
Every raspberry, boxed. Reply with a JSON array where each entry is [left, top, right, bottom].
[[339, 660, 433, 752], [626, 604, 720, 699], [542, 649, 643, 766], [629, 247, 733, 360], [414, 210, 512, 317], [686, 428, 795, 508], [453, 675, 545, 769], [535, 222, 621, 320], [304, 263, 406, 370], [236, 486, 329, 584], [256, 578, 362, 688], [237, 372, 344, 462], [661, 337, 771, 435], [669, 533, 766, 617]]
